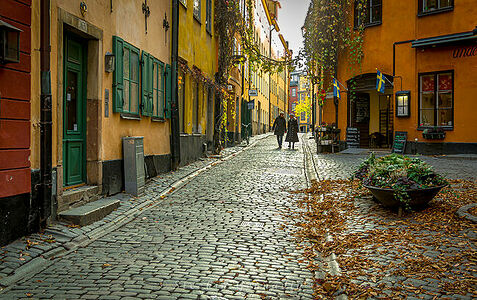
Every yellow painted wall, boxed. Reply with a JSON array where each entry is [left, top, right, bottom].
[[31, 0, 172, 170], [178, 0, 216, 136]]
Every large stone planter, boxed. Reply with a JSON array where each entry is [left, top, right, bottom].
[[364, 185, 447, 208]]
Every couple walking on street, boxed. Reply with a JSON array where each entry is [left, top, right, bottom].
[[272, 112, 299, 149]]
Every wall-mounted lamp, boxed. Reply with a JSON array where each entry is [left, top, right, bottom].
[[0, 20, 22, 64], [163, 12, 170, 32], [105, 51, 115, 73], [395, 91, 410, 117]]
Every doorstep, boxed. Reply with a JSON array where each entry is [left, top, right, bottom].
[[59, 185, 100, 212], [58, 198, 120, 226]]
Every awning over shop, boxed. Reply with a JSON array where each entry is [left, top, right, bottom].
[[412, 27, 477, 48]]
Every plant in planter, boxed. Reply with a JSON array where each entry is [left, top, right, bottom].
[[353, 154, 448, 211], [423, 127, 446, 140]]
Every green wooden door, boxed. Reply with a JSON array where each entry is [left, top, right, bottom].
[[63, 35, 87, 186]]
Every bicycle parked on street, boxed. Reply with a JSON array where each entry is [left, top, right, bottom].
[[242, 123, 251, 145]]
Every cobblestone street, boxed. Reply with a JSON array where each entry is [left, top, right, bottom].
[[1, 135, 315, 300], [1, 134, 476, 299]]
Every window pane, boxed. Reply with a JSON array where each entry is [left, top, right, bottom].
[[371, 4, 381, 23], [440, 0, 452, 8], [438, 109, 452, 126], [123, 80, 130, 111], [424, 0, 438, 11], [421, 74, 435, 92], [158, 89, 164, 118], [438, 92, 452, 109], [130, 82, 138, 113], [193, 0, 201, 20], [66, 71, 78, 131], [421, 93, 435, 109], [153, 64, 158, 116], [131, 52, 139, 82], [158, 65, 163, 92], [123, 49, 129, 79], [438, 73, 452, 91], [420, 109, 435, 127]]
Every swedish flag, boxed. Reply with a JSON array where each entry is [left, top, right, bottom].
[[333, 78, 341, 99], [376, 70, 386, 93]]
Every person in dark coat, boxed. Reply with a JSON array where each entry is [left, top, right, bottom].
[[272, 112, 287, 148], [285, 114, 299, 149]]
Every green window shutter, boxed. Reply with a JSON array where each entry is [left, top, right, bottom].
[[165, 64, 172, 119], [141, 51, 151, 116], [148, 57, 154, 116], [112, 36, 124, 113]]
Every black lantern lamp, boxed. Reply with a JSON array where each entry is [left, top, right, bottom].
[[395, 91, 410, 117], [105, 51, 115, 73], [0, 20, 22, 64]]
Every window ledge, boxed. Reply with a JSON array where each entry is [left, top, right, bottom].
[[417, 126, 454, 131], [354, 21, 382, 30], [418, 6, 454, 17], [120, 113, 141, 120], [151, 117, 166, 122]]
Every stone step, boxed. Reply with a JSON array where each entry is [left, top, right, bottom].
[[60, 185, 100, 212], [59, 198, 120, 226]]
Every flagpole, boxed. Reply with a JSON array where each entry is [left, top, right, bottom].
[[333, 77, 348, 91]]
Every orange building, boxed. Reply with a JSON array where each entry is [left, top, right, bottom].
[[321, 0, 477, 154]]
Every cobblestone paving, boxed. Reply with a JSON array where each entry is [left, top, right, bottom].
[[306, 136, 477, 299], [1, 135, 316, 299], [0, 135, 269, 284], [308, 139, 477, 180]]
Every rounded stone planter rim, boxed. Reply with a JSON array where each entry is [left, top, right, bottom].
[[363, 184, 448, 193], [363, 184, 448, 208]]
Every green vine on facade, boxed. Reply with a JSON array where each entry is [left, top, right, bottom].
[[300, 0, 367, 107]]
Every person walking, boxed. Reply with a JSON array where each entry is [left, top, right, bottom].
[[285, 114, 299, 149], [272, 112, 286, 149]]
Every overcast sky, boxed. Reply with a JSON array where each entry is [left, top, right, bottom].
[[277, 0, 311, 58]]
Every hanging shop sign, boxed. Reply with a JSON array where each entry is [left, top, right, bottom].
[[248, 89, 258, 97]]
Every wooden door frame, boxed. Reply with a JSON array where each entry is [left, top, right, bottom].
[[55, 9, 103, 202]]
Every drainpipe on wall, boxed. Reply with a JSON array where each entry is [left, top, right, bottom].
[[170, 0, 181, 169], [40, 0, 52, 226]]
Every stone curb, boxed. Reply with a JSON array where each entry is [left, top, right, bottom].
[[456, 203, 477, 223], [301, 133, 347, 300], [0, 134, 272, 292]]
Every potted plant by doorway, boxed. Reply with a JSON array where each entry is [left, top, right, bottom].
[[354, 153, 448, 211]]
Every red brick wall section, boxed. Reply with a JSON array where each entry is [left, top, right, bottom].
[[0, 0, 31, 198]]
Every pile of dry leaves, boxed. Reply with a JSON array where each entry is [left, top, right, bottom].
[[289, 179, 477, 299]]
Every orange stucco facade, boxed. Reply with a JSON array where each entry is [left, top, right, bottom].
[[321, 0, 477, 153]]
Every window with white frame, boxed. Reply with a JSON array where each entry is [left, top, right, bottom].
[[419, 0, 453, 14], [419, 71, 453, 128]]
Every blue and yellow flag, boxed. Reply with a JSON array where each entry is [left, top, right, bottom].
[[333, 78, 341, 99], [376, 70, 386, 93]]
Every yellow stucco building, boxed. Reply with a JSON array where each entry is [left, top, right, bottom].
[[177, 0, 217, 163], [29, 0, 173, 215]]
